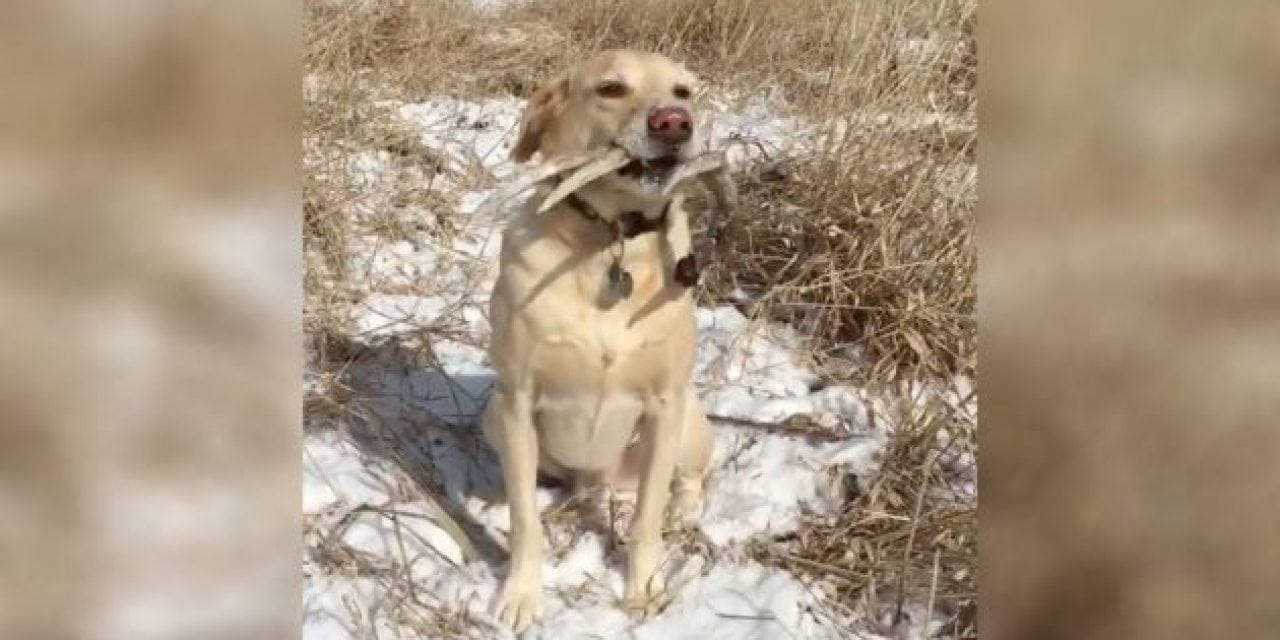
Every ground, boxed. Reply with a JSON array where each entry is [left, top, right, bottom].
[[303, 1, 976, 638]]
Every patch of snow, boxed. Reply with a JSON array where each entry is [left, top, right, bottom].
[[353, 293, 451, 337], [701, 90, 813, 170], [466, 0, 512, 14], [518, 560, 844, 640], [304, 431, 396, 513], [695, 306, 819, 416], [346, 148, 394, 193], [458, 188, 494, 216], [703, 429, 880, 546], [339, 504, 466, 568], [303, 577, 397, 640], [395, 97, 525, 176], [896, 35, 941, 67]]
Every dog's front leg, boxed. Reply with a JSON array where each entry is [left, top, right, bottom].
[[624, 387, 684, 613], [486, 383, 543, 631]]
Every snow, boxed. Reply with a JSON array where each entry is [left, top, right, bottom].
[[303, 578, 398, 640], [304, 431, 396, 513], [701, 427, 880, 548], [393, 97, 524, 179], [340, 504, 467, 567], [303, 87, 963, 638]]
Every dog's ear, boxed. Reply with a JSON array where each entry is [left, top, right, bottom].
[[512, 76, 569, 162]]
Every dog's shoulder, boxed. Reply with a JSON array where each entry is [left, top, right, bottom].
[[491, 201, 591, 312]]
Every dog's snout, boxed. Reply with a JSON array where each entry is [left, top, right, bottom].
[[647, 106, 692, 143]]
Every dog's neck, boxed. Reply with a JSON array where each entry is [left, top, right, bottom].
[[539, 186, 702, 291], [563, 193, 671, 241], [562, 183, 669, 224]]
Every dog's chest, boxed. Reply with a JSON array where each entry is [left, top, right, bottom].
[[535, 308, 673, 390], [528, 310, 681, 470]]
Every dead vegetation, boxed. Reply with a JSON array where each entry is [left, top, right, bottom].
[[753, 385, 978, 637], [305, 0, 975, 636]]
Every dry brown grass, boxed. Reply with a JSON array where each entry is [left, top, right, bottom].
[[304, 0, 975, 635], [753, 385, 977, 637]]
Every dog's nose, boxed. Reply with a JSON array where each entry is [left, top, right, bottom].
[[647, 106, 692, 143]]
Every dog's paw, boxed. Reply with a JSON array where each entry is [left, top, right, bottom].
[[668, 474, 706, 528], [668, 489, 704, 527], [495, 580, 543, 633], [623, 562, 670, 620], [622, 582, 671, 619]]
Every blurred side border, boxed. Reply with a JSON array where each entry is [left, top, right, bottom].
[[2, 0, 1279, 638], [981, 0, 1280, 637], [0, 2, 301, 639]]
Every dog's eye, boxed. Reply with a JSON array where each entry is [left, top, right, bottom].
[[595, 81, 629, 98], [673, 84, 691, 100]]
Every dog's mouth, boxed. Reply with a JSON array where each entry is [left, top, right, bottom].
[[527, 146, 730, 216], [617, 155, 682, 182]]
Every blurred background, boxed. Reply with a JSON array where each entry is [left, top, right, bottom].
[[981, 0, 1280, 637], [1, 0, 1277, 638], [0, 1, 299, 638]]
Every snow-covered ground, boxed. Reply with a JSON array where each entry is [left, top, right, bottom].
[[303, 85, 968, 638]]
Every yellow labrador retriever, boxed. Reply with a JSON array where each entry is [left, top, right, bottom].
[[482, 50, 720, 630]]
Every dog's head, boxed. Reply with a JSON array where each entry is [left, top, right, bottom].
[[512, 49, 703, 206]]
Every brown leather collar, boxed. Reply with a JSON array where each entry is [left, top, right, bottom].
[[564, 192, 670, 240], [559, 189, 700, 289]]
